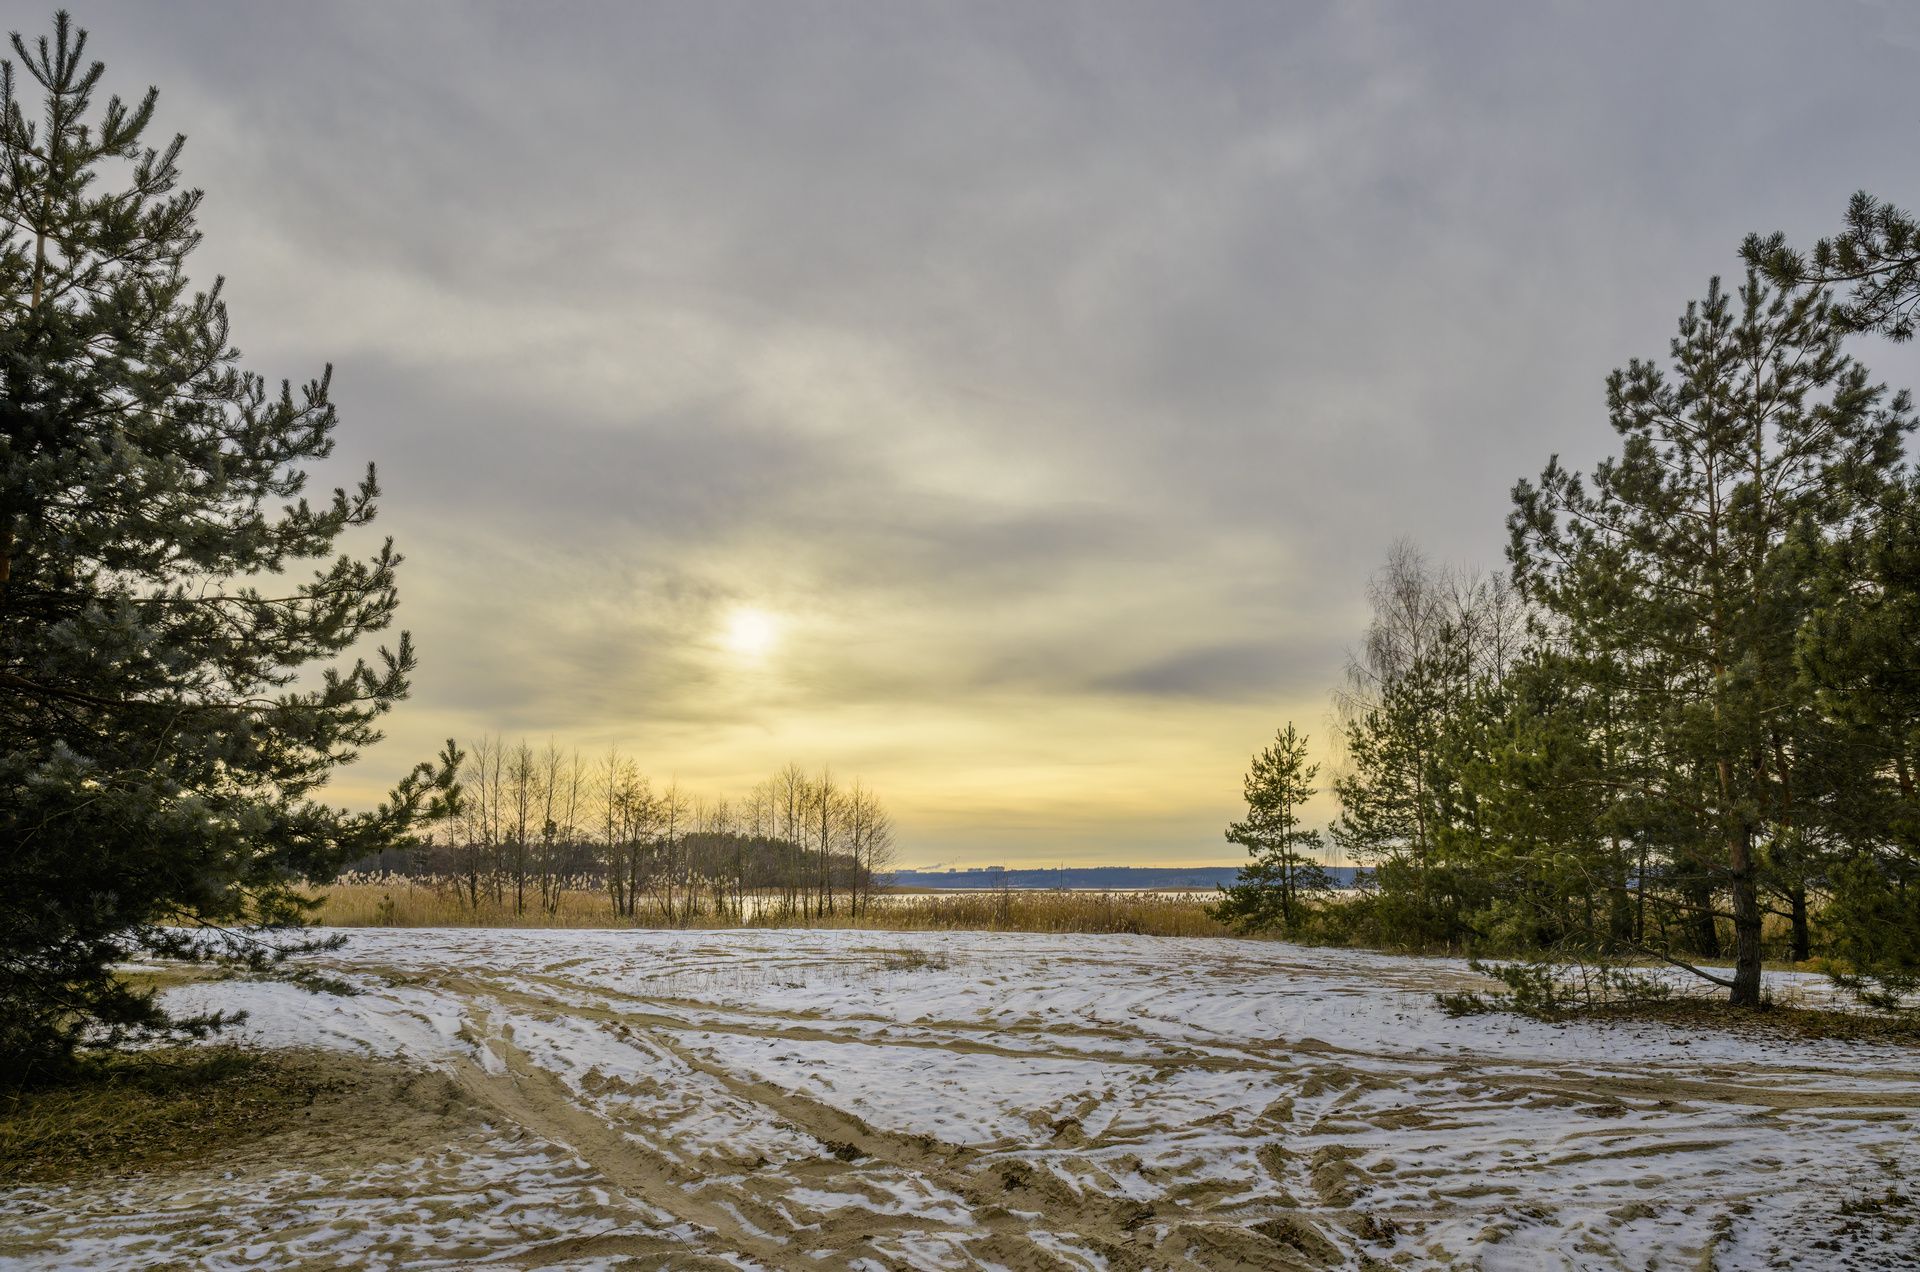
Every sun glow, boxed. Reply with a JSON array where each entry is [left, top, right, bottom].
[[721, 605, 780, 659]]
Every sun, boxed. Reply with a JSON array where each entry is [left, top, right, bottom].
[[721, 605, 780, 658]]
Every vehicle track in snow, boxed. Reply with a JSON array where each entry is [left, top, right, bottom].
[[4, 928, 1917, 1270]]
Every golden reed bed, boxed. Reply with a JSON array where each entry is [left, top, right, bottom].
[[312, 878, 1231, 938]]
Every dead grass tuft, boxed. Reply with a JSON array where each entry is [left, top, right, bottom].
[[1582, 998, 1920, 1048], [0, 1047, 354, 1185]]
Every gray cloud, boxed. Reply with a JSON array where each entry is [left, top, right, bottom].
[[50, 0, 1920, 863], [1096, 640, 1341, 703]]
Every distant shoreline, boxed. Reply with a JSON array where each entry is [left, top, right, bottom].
[[885, 865, 1364, 891]]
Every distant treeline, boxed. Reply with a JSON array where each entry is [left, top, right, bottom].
[[891, 866, 1363, 891], [352, 742, 894, 924]]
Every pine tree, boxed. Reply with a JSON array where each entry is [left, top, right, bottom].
[[1212, 723, 1330, 934], [1509, 271, 1912, 1008], [1795, 472, 1920, 1006], [1447, 650, 1619, 953], [1329, 690, 1428, 870], [0, 13, 457, 1081], [1745, 191, 1920, 340]]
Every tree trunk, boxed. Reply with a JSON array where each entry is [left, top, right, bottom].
[[1788, 886, 1810, 964], [1729, 827, 1764, 1009], [1608, 882, 1633, 945], [1686, 878, 1722, 959], [1603, 833, 1629, 943], [1634, 839, 1648, 944]]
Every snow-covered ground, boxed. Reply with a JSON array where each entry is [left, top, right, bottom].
[[4, 929, 1917, 1270]]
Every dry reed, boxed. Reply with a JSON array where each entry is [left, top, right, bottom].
[[784, 890, 1229, 937], [311, 879, 1228, 938]]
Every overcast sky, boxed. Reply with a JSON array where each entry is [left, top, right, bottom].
[[54, 1, 1920, 865]]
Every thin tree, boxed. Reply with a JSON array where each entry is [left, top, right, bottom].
[[1213, 724, 1330, 933], [814, 768, 839, 917], [653, 779, 689, 925], [457, 736, 505, 910], [506, 739, 535, 915], [776, 762, 807, 917]]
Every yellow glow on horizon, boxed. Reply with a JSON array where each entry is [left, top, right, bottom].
[[339, 563, 1344, 867], [720, 605, 780, 659]]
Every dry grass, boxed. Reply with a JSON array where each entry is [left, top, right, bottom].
[[314, 879, 630, 928], [312, 880, 1228, 938], [1582, 999, 1920, 1047], [791, 889, 1229, 937], [0, 1047, 356, 1184]]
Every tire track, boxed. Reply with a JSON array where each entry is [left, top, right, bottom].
[[437, 971, 1313, 1270]]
